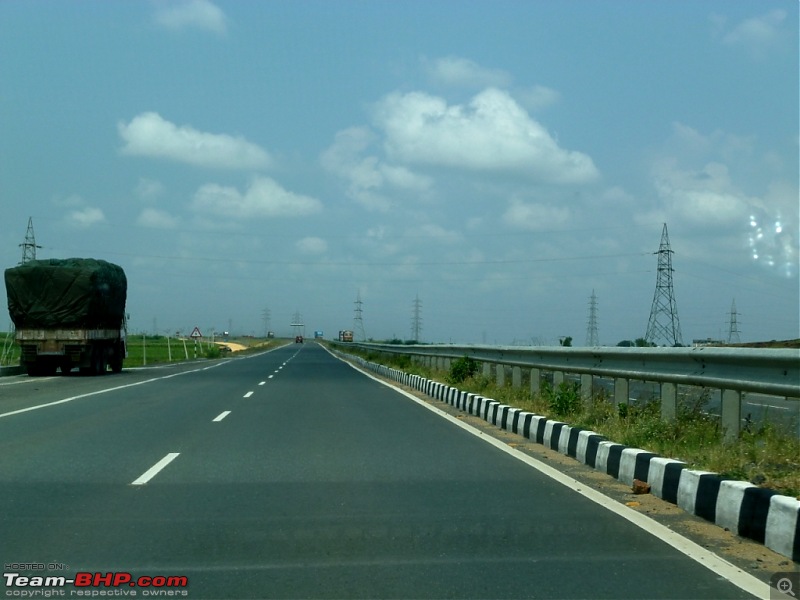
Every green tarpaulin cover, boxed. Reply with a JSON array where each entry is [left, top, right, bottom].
[[4, 258, 127, 329]]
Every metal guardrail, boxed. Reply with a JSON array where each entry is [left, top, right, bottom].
[[338, 342, 800, 440]]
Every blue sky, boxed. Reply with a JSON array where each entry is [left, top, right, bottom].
[[1, 1, 797, 345]]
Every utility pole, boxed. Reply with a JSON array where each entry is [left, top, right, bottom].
[[585, 290, 599, 346], [411, 294, 422, 343], [19, 217, 42, 264], [727, 299, 741, 344], [353, 290, 366, 341], [645, 223, 684, 346], [261, 307, 271, 338]]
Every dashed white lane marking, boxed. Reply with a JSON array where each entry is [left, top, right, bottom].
[[213, 411, 231, 422], [0, 362, 228, 420], [268, 375, 274, 379], [131, 453, 180, 486], [258, 381, 266, 386], [244, 391, 254, 398]]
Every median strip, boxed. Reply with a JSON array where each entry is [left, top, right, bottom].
[[131, 453, 180, 485]]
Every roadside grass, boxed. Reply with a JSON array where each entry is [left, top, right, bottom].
[[351, 348, 800, 498], [124, 335, 274, 367], [0, 332, 276, 369]]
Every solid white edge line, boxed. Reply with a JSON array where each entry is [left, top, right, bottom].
[[213, 411, 231, 422], [0, 343, 292, 421], [131, 452, 180, 486], [335, 352, 767, 600]]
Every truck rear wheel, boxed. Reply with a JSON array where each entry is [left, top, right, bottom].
[[91, 346, 107, 375]]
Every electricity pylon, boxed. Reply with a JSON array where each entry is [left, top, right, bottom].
[[585, 290, 599, 346], [353, 291, 366, 341], [727, 299, 741, 344], [645, 223, 684, 346], [20, 217, 41, 264], [411, 295, 422, 342]]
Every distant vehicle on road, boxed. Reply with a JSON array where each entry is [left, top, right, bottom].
[[339, 330, 353, 342], [295, 335, 304, 343]]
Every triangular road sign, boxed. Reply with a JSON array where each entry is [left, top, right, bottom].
[[189, 326, 203, 339]]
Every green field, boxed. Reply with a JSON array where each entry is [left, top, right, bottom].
[[0, 333, 278, 368]]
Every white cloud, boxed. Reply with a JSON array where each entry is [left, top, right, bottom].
[[153, 0, 227, 35], [51, 193, 86, 208], [51, 194, 106, 228], [373, 88, 599, 184], [652, 160, 751, 225], [667, 121, 755, 164], [295, 237, 328, 255], [136, 178, 166, 202], [137, 207, 180, 229], [65, 207, 106, 228], [715, 9, 788, 57], [723, 9, 786, 46], [119, 112, 271, 170], [379, 164, 432, 191], [502, 198, 570, 230], [321, 126, 432, 212], [423, 56, 512, 88], [515, 85, 561, 112], [191, 176, 322, 220], [413, 223, 462, 245]]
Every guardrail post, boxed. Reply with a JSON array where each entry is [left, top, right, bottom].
[[530, 368, 541, 395], [721, 389, 742, 442], [614, 378, 629, 409], [661, 382, 677, 421], [496, 364, 505, 387], [512, 366, 521, 389], [443, 357, 451, 372], [580, 374, 593, 405], [483, 362, 491, 378], [553, 371, 565, 387]]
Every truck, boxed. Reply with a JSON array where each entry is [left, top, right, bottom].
[[4, 258, 127, 376]]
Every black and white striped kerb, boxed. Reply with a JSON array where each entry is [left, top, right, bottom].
[[340, 351, 800, 562]]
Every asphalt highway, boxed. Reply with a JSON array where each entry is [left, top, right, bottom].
[[0, 343, 763, 599]]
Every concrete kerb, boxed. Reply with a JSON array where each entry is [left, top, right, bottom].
[[0, 365, 25, 377], [343, 351, 800, 562]]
